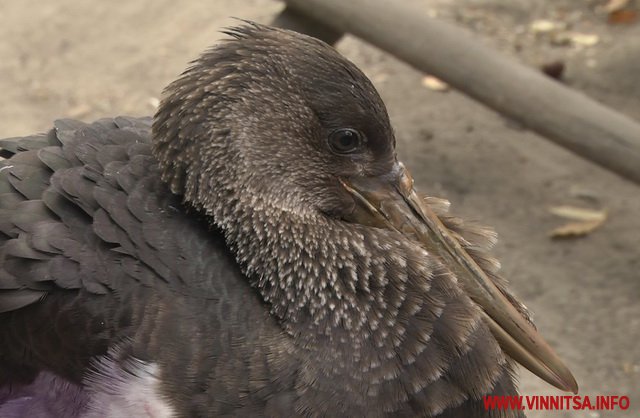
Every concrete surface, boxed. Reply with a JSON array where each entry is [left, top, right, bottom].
[[0, 1, 638, 417]]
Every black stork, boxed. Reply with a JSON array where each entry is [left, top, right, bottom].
[[0, 23, 577, 417]]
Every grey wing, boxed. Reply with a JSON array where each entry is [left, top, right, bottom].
[[0, 117, 175, 382], [0, 117, 300, 416], [1, 118, 155, 309]]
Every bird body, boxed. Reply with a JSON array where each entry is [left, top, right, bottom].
[[0, 24, 574, 417]]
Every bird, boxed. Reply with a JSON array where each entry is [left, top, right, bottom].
[[0, 22, 577, 417]]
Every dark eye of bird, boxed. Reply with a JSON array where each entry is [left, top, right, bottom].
[[328, 128, 363, 155]]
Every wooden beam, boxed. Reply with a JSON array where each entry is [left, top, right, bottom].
[[272, 7, 343, 46]]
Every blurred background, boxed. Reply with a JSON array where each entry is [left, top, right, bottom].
[[1, 1, 638, 417]]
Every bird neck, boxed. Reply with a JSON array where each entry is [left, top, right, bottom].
[[208, 193, 512, 415], [211, 192, 410, 342]]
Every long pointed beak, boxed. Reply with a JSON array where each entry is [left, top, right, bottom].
[[340, 162, 578, 394]]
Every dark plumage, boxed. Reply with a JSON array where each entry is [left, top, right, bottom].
[[0, 23, 575, 417]]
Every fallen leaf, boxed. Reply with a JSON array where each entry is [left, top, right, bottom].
[[569, 33, 600, 47], [604, 0, 630, 13], [421, 75, 449, 92], [548, 205, 607, 238], [530, 19, 561, 34], [608, 9, 638, 24], [549, 205, 607, 221], [550, 219, 606, 238]]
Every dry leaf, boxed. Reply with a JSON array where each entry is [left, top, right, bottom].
[[549, 205, 607, 221], [549, 205, 607, 238], [421, 75, 449, 92], [608, 9, 638, 24], [569, 33, 600, 46], [604, 0, 630, 13], [530, 19, 561, 34], [550, 219, 606, 238]]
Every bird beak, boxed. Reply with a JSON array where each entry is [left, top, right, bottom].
[[340, 162, 578, 394]]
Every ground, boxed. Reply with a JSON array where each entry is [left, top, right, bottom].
[[0, 1, 638, 417]]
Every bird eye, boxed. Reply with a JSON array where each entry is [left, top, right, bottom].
[[328, 128, 363, 155]]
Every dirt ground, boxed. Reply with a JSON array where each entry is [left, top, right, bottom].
[[1, 1, 638, 417]]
